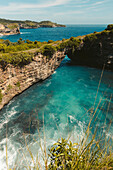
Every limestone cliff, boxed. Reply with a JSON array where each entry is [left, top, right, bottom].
[[0, 23, 20, 36], [65, 26, 113, 71], [0, 51, 65, 110]]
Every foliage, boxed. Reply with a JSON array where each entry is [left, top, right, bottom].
[[0, 52, 34, 67], [0, 39, 46, 53], [7, 23, 19, 30], [7, 84, 12, 92], [101, 30, 109, 36], [48, 138, 79, 169], [84, 34, 97, 42], [42, 45, 56, 58], [0, 18, 66, 28], [57, 38, 82, 52], [48, 40, 54, 43], [106, 24, 113, 30], [48, 137, 113, 170], [16, 81, 20, 88]]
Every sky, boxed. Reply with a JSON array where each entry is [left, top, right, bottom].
[[0, 0, 113, 24]]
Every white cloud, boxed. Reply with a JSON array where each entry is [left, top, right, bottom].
[[0, 0, 70, 14]]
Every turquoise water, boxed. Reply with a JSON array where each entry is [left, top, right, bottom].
[[0, 25, 113, 169]]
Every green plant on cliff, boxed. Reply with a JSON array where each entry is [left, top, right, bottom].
[[0, 52, 34, 67], [57, 38, 82, 52], [7, 23, 19, 30], [16, 81, 20, 88], [106, 24, 113, 30], [48, 40, 54, 43], [6, 84, 12, 92], [42, 45, 57, 58], [0, 39, 47, 53], [0, 89, 3, 103], [84, 34, 97, 42]]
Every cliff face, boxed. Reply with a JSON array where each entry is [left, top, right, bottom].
[[0, 51, 65, 110], [66, 29, 113, 71], [0, 18, 66, 30], [0, 24, 20, 36]]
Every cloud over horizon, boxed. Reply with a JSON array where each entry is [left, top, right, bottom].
[[0, 0, 112, 24]]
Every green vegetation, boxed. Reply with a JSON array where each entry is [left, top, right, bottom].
[[84, 34, 97, 42], [0, 52, 34, 67], [0, 18, 66, 28], [0, 89, 3, 103], [38, 21, 66, 27], [6, 84, 12, 92], [0, 24, 113, 68], [49, 138, 113, 170], [7, 23, 19, 30], [0, 38, 49, 67], [101, 30, 109, 36], [16, 81, 20, 88], [57, 37, 82, 53], [0, 38, 44, 53], [41, 45, 57, 58], [48, 40, 54, 43], [0, 38, 59, 67], [106, 24, 113, 30]]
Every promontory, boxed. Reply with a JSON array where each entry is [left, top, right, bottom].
[[0, 18, 66, 36]]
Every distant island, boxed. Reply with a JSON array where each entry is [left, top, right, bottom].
[[0, 18, 66, 36]]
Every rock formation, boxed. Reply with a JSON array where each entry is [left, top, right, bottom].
[[0, 24, 113, 110], [0, 51, 65, 110], [0, 23, 20, 36], [65, 26, 113, 71]]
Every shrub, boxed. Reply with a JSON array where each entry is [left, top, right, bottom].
[[48, 40, 54, 43], [62, 38, 66, 41], [48, 137, 113, 170], [16, 81, 20, 88], [101, 30, 109, 36], [106, 24, 113, 30], [26, 39, 33, 44], [84, 34, 97, 42], [7, 84, 12, 91], [0, 52, 34, 67], [42, 45, 56, 58]]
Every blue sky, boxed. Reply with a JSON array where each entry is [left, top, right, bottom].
[[0, 0, 113, 24]]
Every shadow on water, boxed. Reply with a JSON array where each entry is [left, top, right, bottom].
[[0, 92, 53, 143]]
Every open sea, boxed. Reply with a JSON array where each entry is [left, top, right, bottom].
[[0, 25, 113, 169]]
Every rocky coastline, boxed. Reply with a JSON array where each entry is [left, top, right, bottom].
[[0, 18, 66, 36], [0, 23, 20, 36], [0, 51, 65, 110], [0, 24, 113, 110], [65, 25, 113, 71]]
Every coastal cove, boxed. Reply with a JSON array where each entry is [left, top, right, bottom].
[[0, 25, 113, 169]]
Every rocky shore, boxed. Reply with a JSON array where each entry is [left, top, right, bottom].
[[0, 24, 20, 36], [0, 18, 66, 35], [65, 25, 113, 71], [0, 24, 113, 110], [0, 51, 65, 110]]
